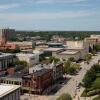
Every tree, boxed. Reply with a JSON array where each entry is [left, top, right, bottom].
[[49, 56, 60, 63], [83, 66, 96, 88], [3, 48, 20, 53], [14, 61, 27, 67], [72, 63, 81, 70], [93, 44, 100, 52], [85, 53, 92, 62], [68, 57, 75, 62], [63, 60, 71, 74], [57, 93, 72, 100], [67, 67, 76, 75]]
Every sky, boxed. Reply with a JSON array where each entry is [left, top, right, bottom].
[[0, 0, 100, 31]]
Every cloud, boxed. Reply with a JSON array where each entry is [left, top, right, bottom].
[[0, 0, 88, 10], [34, 0, 88, 4], [0, 10, 94, 21], [0, 3, 20, 10]]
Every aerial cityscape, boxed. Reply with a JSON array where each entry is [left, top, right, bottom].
[[0, 0, 100, 100]]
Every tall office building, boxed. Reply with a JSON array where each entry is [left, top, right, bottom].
[[0, 28, 16, 45]]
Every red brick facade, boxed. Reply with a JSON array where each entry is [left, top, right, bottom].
[[22, 69, 53, 94]]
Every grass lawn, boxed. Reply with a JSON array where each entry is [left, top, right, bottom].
[[96, 73, 100, 77], [93, 96, 100, 100], [81, 90, 87, 97], [92, 77, 100, 89]]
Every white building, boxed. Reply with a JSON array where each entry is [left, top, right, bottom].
[[84, 35, 100, 48], [0, 84, 20, 100], [66, 40, 89, 52], [66, 40, 89, 59], [56, 50, 81, 61], [90, 35, 100, 39], [16, 53, 39, 67]]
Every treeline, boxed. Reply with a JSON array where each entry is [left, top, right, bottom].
[[83, 64, 100, 88], [16, 31, 100, 41]]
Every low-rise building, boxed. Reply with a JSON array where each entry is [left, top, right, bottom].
[[84, 36, 100, 48], [47, 42, 65, 48], [22, 68, 53, 94], [0, 53, 15, 71], [56, 50, 81, 61], [0, 84, 20, 100], [0, 68, 28, 86], [16, 53, 39, 67], [65, 40, 89, 59], [29, 62, 63, 81], [7, 41, 33, 50], [44, 48, 65, 57]]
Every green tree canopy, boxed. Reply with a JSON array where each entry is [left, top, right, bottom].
[[63, 60, 71, 74], [57, 93, 72, 100]]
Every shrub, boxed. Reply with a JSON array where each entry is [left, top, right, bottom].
[[57, 93, 72, 100], [87, 89, 100, 96]]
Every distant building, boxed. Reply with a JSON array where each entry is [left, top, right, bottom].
[[0, 84, 20, 100], [47, 42, 65, 48], [16, 53, 39, 67], [0, 53, 15, 71], [0, 28, 16, 45], [90, 35, 100, 39], [84, 35, 100, 48], [66, 40, 89, 52], [44, 48, 65, 57], [51, 35, 66, 44], [7, 41, 33, 50]]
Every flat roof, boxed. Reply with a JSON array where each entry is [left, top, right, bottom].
[[0, 84, 20, 98], [44, 48, 63, 52], [66, 47, 84, 50], [47, 42, 63, 45], [24, 68, 50, 78], [0, 53, 14, 59], [16, 53, 38, 57], [60, 50, 79, 55]]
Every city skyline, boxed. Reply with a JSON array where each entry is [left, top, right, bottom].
[[0, 0, 100, 31]]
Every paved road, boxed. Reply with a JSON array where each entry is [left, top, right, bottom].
[[48, 54, 100, 100]]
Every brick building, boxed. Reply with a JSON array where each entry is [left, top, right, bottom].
[[22, 68, 53, 94]]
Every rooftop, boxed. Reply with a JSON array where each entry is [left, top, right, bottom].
[[24, 68, 51, 78], [1, 68, 28, 81], [0, 53, 14, 59], [16, 53, 38, 57], [0, 84, 20, 98], [47, 42, 63, 45], [33, 68, 50, 77], [60, 50, 79, 55], [44, 48, 64, 52], [29, 62, 62, 74]]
